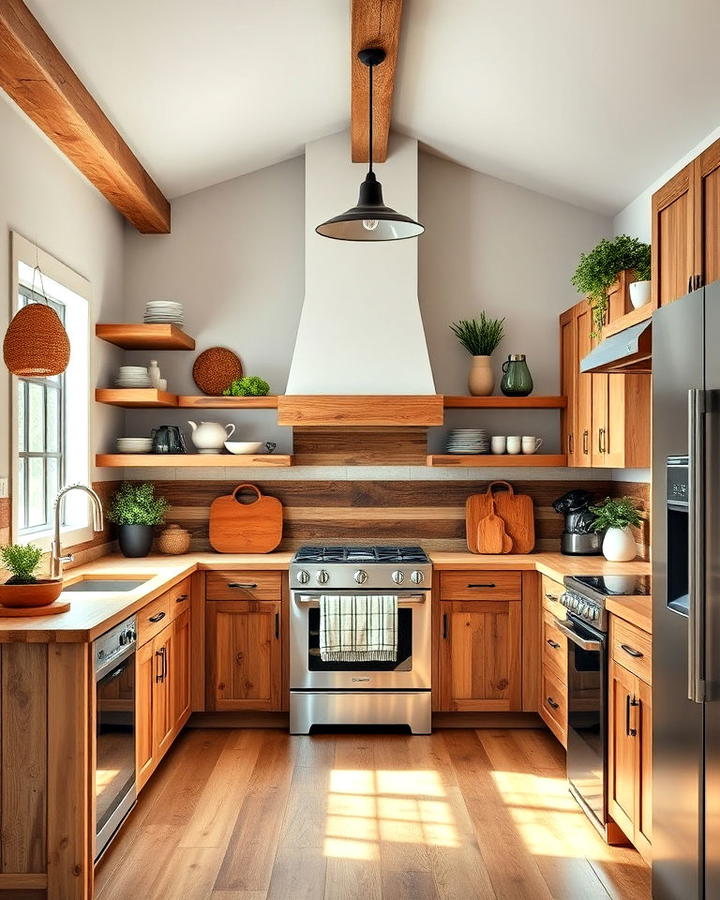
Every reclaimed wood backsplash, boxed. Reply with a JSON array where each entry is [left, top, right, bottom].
[[154, 479, 651, 556]]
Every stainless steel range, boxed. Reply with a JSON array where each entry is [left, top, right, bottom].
[[289, 545, 432, 734]]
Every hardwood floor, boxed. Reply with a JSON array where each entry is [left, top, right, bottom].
[[95, 728, 651, 900]]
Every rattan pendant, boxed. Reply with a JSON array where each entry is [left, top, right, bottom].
[[3, 267, 70, 377]]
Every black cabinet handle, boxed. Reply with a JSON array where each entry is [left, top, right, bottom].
[[442, 613, 448, 639], [544, 592, 558, 602], [275, 612, 280, 639], [546, 639, 561, 650], [467, 583, 496, 589], [546, 696, 559, 710], [163, 646, 168, 681], [626, 694, 638, 737], [689, 274, 694, 293], [155, 648, 164, 683], [149, 611, 166, 623], [695, 274, 704, 290], [175, 594, 188, 603], [228, 582, 258, 590], [620, 643, 643, 658]]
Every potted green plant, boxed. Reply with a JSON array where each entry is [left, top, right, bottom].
[[589, 496, 644, 562], [571, 235, 651, 334], [0, 543, 63, 608], [223, 375, 271, 397], [450, 313, 505, 396], [107, 482, 170, 558]]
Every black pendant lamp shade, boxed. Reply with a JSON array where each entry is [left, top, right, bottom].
[[316, 48, 424, 242]]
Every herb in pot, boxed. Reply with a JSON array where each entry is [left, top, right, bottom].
[[450, 314, 505, 356], [589, 496, 644, 531], [1, 543, 43, 585], [223, 375, 271, 397]]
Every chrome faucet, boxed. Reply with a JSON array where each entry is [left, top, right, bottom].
[[50, 484, 104, 580]]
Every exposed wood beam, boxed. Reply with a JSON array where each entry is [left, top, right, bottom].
[[0, 0, 170, 233], [351, 0, 403, 163]]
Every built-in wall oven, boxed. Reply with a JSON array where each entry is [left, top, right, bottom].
[[94, 615, 137, 860]]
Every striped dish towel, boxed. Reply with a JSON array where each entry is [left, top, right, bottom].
[[319, 595, 398, 662]]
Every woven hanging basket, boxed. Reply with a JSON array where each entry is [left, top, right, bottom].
[[3, 304, 70, 377]]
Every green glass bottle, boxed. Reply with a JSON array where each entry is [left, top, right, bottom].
[[500, 354, 533, 396]]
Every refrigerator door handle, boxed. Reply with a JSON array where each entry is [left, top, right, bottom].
[[689, 388, 707, 703]]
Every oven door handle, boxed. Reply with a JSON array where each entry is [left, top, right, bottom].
[[553, 618, 602, 652], [295, 593, 426, 604], [95, 641, 136, 682]]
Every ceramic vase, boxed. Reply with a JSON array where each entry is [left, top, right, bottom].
[[118, 524, 154, 558], [602, 526, 637, 562], [468, 356, 494, 396], [629, 280, 652, 309]]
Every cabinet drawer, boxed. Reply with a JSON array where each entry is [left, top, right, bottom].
[[611, 617, 652, 685], [167, 577, 191, 621], [541, 575, 566, 620], [540, 668, 567, 746], [542, 612, 567, 683], [439, 571, 522, 602], [206, 570, 282, 602], [138, 592, 172, 646]]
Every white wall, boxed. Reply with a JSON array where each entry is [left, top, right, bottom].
[[0, 92, 125, 484], [418, 152, 612, 452], [614, 124, 720, 240]]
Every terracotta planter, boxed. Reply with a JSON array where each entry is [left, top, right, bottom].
[[468, 355, 494, 396], [0, 579, 64, 608]]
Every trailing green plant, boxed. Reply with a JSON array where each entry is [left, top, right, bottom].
[[589, 496, 644, 532], [223, 375, 271, 397], [571, 234, 651, 335], [450, 313, 505, 357], [1, 543, 43, 585], [107, 482, 169, 526]]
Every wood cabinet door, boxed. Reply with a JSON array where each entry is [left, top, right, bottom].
[[608, 660, 638, 840], [136, 640, 155, 791], [205, 600, 282, 711], [560, 307, 577, 463], [439, 599, 522, 712], [635, 677, 653, 861], [153, 625, 175, 759], [695, 140, 720, 288], [652, 161, 695, 307], [574, 303, 593, 466], [172, 607, 191, 732]]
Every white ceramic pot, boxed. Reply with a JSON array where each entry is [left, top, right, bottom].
[[629, 280, 652, 309], [602, 526, 637, 562], [188, 420, 235, 453], [468, 356, 494, 396]]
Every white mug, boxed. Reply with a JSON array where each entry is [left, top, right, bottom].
[[522, 436, 543, 454], [506, 436, 521, 455], [490, 436, 506, 455]]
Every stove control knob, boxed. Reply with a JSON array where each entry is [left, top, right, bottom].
[[316, 570, 330, 585], [354, 570, 368, 585], [410, 570, 425, 585], [296, 569, 311, 585], [591, 607, 599, 621], [391, 570, 405, 585], [119, 632, 128, 646]]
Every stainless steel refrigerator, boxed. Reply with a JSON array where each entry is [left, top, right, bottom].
[[653, 281, 720, 899]]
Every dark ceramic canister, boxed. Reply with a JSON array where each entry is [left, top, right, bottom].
[[500, 354, 533, 396]]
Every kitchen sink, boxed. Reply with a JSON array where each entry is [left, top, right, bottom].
[[63, 578, 151, 593]]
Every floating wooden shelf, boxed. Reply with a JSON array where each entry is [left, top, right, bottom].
[[177, 395, 279, 409], [442, 395, 567, 409], [96, 324, 195, 350], [426, 454, 569, 467], [95, 388, 179, 408], [277, 395, 444, 426], [96, 454, 292, 468]]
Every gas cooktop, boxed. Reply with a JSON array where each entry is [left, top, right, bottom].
[[292, 546, 430, 564], [290, 546, 431, 589]]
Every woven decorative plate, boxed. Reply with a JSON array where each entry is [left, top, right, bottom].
[[192, 347, 243, 396]]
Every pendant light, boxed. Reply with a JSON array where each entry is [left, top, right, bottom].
[[316, 47, 424, 241]]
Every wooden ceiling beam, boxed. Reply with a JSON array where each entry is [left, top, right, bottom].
[[351, 0, 403, 163], [0, 0, 170, 233]]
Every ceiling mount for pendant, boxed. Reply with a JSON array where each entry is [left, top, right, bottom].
[[315, 46, 424, 242]]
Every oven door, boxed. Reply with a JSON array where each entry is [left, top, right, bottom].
[[556, 613, 608, 832], [290, 590, 431, 690], [95, 645, 137, 860]]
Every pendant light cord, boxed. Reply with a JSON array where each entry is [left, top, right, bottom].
[[368, 60, 374, 175]]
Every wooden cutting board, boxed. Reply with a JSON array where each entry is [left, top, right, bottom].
[[209, 483, 283, 553], [476, 498, 513, 554], [466, 481, 535, 554]]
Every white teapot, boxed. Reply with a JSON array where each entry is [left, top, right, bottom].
[[188, 420, 235, 454]]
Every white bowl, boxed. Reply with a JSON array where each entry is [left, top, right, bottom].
[[224, 441, 264, 455]]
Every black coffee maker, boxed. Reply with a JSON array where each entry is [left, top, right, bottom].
[[552, 489, 603, 555]]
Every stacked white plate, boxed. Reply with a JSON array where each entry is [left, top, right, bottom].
[[144, 300, 184, 326], [115, 365, 152, 388], [446, 428, 489, 454], [117, 437, 154, 454]]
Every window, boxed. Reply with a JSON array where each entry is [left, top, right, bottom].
[[11, 233, 92, 548]]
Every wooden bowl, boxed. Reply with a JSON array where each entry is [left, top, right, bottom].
[[0, 579, 64, 608]]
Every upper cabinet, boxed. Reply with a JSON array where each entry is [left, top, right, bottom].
[[652, 137, 720, 307]]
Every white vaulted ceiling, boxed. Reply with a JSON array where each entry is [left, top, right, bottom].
[[24, 0, 720, 211]]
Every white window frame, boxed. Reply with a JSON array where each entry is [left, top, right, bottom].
[[10, 232, 94, 550]]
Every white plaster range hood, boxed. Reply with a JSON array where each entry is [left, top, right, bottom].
[[283, 131, 439, 426]]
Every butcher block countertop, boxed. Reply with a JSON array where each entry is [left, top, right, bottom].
[[0, 550, 650, 642]]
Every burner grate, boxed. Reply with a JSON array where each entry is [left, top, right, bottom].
[[293, 545, 429, 564]]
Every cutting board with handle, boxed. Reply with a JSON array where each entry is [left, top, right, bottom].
[[209, 483, 283, 553], [475, 497, 513, 554], [466, 481, 535, 554]]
